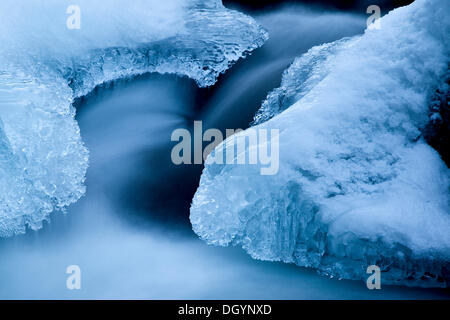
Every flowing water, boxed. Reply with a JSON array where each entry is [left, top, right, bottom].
[[0, 5, 449, 299]]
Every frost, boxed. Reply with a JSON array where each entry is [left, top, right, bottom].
[[0, 0, 267, 237], [191, 0, 450, 287]]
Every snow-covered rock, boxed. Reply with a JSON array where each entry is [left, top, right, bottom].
[[191, 0, 450, 287]]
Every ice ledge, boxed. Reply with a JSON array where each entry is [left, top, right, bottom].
[[0, 0, 267, 237]]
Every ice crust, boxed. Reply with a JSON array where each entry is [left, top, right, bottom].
[[0, 0, 267, 237], [191, 0, 450, 287]]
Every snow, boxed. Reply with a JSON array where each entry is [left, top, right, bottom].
[[191, 0, 450, 287], [0, 0, 267, 237]]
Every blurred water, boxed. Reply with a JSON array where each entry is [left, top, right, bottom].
[[0, 6, 449, 299]]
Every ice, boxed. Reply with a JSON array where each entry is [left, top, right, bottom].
[[0, 0, 267, 237], [191, 0, 450, 287]]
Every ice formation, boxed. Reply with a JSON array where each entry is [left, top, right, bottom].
[[0, 0, 267, 237], [191, 0, 450, 287]]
